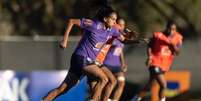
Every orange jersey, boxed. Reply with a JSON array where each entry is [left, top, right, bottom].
[[150, 32, 183, 71], [96, 44, 112, 64]]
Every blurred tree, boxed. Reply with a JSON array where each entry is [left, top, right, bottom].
[[0, 0, 200, 39]]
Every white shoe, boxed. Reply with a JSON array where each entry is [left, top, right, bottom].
[[160, 97, 166, 101], [131, 95, 142, 101]]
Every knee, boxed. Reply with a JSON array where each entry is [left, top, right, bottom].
[[159, 82, 167, 89], [110, 77, 117, 86], [100, 75, 109, 85]]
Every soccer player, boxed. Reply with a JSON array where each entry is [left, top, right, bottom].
[[43, 6, 124, 101], [87, 18, 140, 101], [132, 21, 183, 101], [103, 18, 127, 101]]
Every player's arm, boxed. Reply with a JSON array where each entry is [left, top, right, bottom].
[[169, 40, 182, 55], [154, 32, 170, 44], [109, 27, 138, 44], [60, 19, 81, 48], [146, 38, 153, 66], [60, 18, 93, 48], [120, 52, 127, 72], [121, 28, 138, 43], [106, 33, 125, 44], [108, 27, 139, 44], [146, 47, 153, 67]]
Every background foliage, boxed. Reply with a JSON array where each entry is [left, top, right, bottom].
[[0, 0, 201, 39]]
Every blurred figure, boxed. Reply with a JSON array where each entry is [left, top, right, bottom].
[[132, 21, 183, 101]]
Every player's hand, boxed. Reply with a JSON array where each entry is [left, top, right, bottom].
[[121, 64, 127, 72], [146, 57, 152, 67], [118, 34, 125, 41], [59, 40, 67, 49]]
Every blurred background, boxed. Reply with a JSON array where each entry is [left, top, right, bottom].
[[0, 0, 201, 101]]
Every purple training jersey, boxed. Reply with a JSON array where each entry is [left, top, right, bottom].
[[103, 39, 124, 67], [74, 18, 120, 60]]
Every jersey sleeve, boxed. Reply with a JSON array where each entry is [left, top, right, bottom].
[[80, 18, 94, 29], [112, 28, 121, 37], [154, 32, 170, 43]]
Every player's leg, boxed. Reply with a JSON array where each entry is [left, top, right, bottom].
[[134, 78, 155, 101], [112, 72, 125, 101], [87, 77, 97, 94], [42, 54, 83, 101], [155, 72, 167, 101], [42, 71, 79, 101], [132, 67, 156, 101], [100, 66, 117, 101], [83, 64, 109, 101]]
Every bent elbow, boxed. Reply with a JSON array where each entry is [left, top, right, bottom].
[[68, 19, 81, 26]]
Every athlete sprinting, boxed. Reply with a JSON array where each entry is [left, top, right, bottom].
[[87, 17, 140, 101], [43, 6, 124, 101], [103, 18, 127, 101], [132, 21, 183, 101]]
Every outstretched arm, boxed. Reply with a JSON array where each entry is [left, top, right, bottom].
[[146, 38, 153, 67], [60, 19, 81, 48]]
